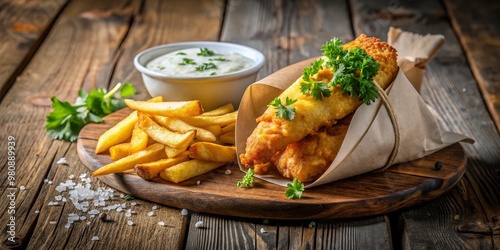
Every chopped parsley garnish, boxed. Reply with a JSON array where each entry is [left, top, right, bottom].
[[285, 178, 304, 199], [179, 58, 196, 65], [210, 72, 217, 76], [197, 48, 215, 57], [156, 66, 166, 70], [176, 52, 187, 55], [300, 38, 380, 104], [237, 168, 255, 187], [124, 194, 135, 201], [209, 57, 228, 61], [45, 83, 136, 142], [196, 62, 217, 71], [269, 97, 297, 121]]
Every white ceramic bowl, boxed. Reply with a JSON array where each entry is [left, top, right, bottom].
[[134, 41, 265, 111]]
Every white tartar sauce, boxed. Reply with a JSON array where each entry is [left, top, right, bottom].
[[146, 48, 253, 77]]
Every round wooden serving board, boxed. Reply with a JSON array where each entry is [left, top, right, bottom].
[[77, 108, 467, 220]]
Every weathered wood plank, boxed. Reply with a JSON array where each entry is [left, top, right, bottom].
[[0, 0, 68, 100], [350, 0, 500, 248], [442, 0, 500, 133], [186, 213, 393, 249]]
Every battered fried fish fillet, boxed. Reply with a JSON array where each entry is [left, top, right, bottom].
[[239, 34, 398, 176], [271, 113, 353, 182]]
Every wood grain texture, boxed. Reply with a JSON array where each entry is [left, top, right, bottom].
[[442, 0, 500, 133], [350, 0, 500, 248], [184, 213, 393, 249], [77, 108, 467, 221], [0, 0, 68, 100]]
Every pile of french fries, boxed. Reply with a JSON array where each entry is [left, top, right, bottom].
[[92, 96, 238, 183]]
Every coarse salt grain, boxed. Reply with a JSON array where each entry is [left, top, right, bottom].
[[19, 185, 26, 190], [57, 157, 68, 165], [48, 201, 59, 206], [147, 211, 155, 217], [152, 205, 158, 210], [260, 228, 267, 234], [127, 220, 134, 226], [49, 221, 57, 225], [181, 209, 188, 216], [224, 169, 231, 175], [158, 221, 165, 227], [35, 210, 40, 214], [131, 202, 137, 206], [195, 221, 204, 228], [91, 236, 99, 241], [196, 180, 201, 185]]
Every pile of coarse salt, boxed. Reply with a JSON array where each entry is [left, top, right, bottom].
[[49, 172, 140, 229]]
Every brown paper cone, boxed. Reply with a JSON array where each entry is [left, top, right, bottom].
[[235, 30, 473, 188]]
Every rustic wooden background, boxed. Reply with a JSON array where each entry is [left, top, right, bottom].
[[0, 0, 498, 249]]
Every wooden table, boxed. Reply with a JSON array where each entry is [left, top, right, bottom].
[[1, 0, 499, 249]]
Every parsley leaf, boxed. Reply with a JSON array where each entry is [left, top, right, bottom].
[[269, 97, 297, 121], [196, 62, 217, 71], [285, 178, 304, 199], [179, 58, 196, 65], [237, 168, 255, 187], [302, 58, 324, 82], [300, 81, 331, 100], [197, 48, 215, 56], [124, 194, 135, 201], [209, 57, 228, 61], [45, 83, 136, 142]]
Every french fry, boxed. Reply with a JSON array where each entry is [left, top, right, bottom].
[[220, 132, 235, 145], [137, 113, 196, 149], [95, 96, 163, 154], [201, 103, 234, 116], [129, 123, 149, 154], [109, 143, 130, 160], [181, 111, 237, 127], [134, 151, 189, 180], [164, 144, 189, 158], [159, 160, 226, 183], [95, 111, 137, 154], [201, 125, 222, 137], [154, 116, 216, 142], [93, 143, 166, 176], [221, 122, 235, 134], [125, 99, 203, 117], [189, 142, 236, 163]]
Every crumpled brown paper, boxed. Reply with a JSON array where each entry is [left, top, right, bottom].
[[388, 27, 445, 92], [235, 28, 474, 188]]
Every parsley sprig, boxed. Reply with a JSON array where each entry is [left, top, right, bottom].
[[197, 48, 215, 57], [285, 178, 304, 199], [301, 38, 380, 104], [237, 168, 255, 187], [269, 97, 297, 121], [45, 83, 136, 142], [196, 62, 217, 72]]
